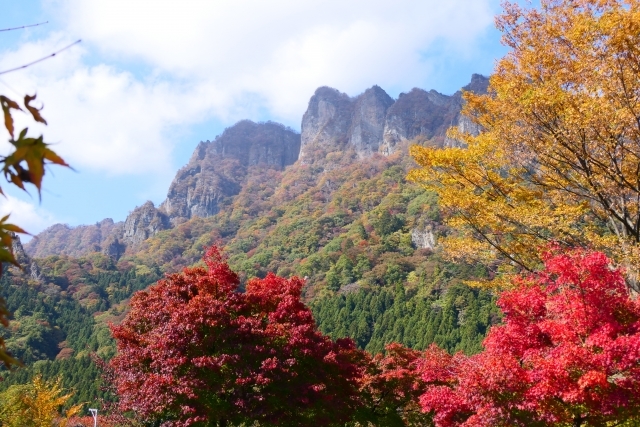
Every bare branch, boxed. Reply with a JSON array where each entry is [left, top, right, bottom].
[[0, 21, 48, 32], [0, 40, 82, 76]]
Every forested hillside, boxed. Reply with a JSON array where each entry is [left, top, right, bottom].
[[0, 253, 161, 406], [1, 138, 498, 408]]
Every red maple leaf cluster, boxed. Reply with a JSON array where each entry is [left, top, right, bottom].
[[109, 247, 640, 427], [353, 342, 432, 426]]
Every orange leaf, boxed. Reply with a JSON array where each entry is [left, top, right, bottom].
[[1, 223, 28, 234], [43, 148, 69, 167], [24, 94, 47, 125], [0, 95, 22, 138]]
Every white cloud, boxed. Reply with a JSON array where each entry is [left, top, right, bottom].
[[54, 1, 493, 69], [0, 194, 57, 240], [0, 0, 496, 177], [52, 0, 496, 120], [0, 34, 209, 175]]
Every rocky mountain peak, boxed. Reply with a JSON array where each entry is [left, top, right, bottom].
[[442, 74, 490, 148], [380, 87, 462, 155], [462, 73, 490, 94], [300, 74, 489, 159], [349, 85, 394, 158], [123, 201, 171, 247], [160, 120, 301, 224], [300, 84, 399, 160], [300, 87, 353, 157]]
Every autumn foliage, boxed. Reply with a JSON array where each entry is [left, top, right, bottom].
[[353, 343, 432, 427], [0, 375, 82, 427], [109, 247, 365, 427], [409, 0, 640, 284], [419, 249, 640, 427], [108, 244, 640, 427]]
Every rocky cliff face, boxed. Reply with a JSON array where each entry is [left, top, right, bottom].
[[160, 120, 301, 224], [349, 86, 395, 158], [122, 201, 171, 246], [10, 234, 43, 282], [300, 74, 490, 159], [300, 87, 354, 158], [442, 74, 489, 148], [26, 74, 488, 258], [411, 226, 437, 250], [380, 88, 461, 155]]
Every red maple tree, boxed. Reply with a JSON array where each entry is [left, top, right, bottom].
[[109, 247, 364, 427], [419, 249, 640, 427], [353, 342, 433, 427]]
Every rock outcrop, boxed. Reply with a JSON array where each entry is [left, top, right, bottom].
[[122, 201, 171, 247], [10, 233, 43, 282], [300, 87, 354, 160], [300, 85, 395, 160], [160, 120, 301, 224], [102, 236, 126, 260], [380, 88, 461, 155], [411, 226, 437, 250], [300, 74, 490, 159], [443, 74, 489, 148], [349, 86, 395, 158]]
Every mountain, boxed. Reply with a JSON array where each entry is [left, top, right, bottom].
[[24, 219, 123, 259], [160, 120, 301, 224], [5, 74, 497, 407], [300, 73, 489, 160], [25, 120, 302, 258], [25, 75, 488, 261]]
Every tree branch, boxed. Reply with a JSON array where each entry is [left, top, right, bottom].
[[0, 39, 82, 76], [0, 22, 48, 32]]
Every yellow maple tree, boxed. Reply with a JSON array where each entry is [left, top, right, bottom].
[[0, 375, 82, 427], [409, 0, 640, 287]]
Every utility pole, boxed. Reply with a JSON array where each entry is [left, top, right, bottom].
[[89, 408, 98, 427]]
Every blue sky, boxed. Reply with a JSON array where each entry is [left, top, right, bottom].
[[0, 0, 509, 239]]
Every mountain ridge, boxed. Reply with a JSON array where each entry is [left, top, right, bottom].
[[4, 75, 498, 405], [25, 75, 488, 259]]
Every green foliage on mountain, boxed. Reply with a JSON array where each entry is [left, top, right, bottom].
[[129, 145, 500, 355], [312, 265, 500, 355], [132, 146, 445, 295], [0, 254, 160, 407], [0, 144, 498, 412]]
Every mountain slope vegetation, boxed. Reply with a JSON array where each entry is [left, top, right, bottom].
[[1, 77, 497, 413]]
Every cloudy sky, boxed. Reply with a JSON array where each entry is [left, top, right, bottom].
[[0, 0, 508, 239]]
